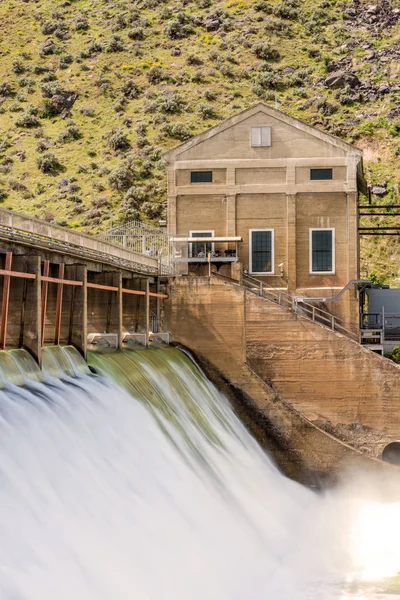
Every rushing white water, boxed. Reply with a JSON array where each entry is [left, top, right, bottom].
[[0, 348, 399, 600]]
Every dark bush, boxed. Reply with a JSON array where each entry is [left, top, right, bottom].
[[186, 54, 203, 66], [57, 121, 82, 143], [162, 122, 192, 141], [104, 35, 125, 53], [0, 82, 14, 97], [252, 70, 282, 95], [252, 42, 280, 61], [41, 70, 57, 83], [150, 92, 185, 114], [108, 130, 131, 151], [15, 112, 40, 127], [254, 0, 273, 11], [18, 77, 35, 90], [147, 67, 169, 85], [36, 153, 62, 173], [164, 17, 194, 39], [75, 14, 89, 31], [121, 79, 141, 99], [41, 21, 58, 35], [197, 102, 215, 119], [39, 40, 59, 56], [124, 185, 147, 208], [59, 54, 74, 69], [40, 82, 62, 98], [12, 60, 25, 74], [273, 3, 298, 19], [0, 188, 8, 201], [204, 90, 216, 101], [113, 97, 127, 113], [128, 27, 144, 40], [108, 160, 136, 191]]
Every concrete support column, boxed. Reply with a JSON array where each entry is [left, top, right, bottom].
[[167, 196, 177, 235], [22, 255, 42, 365], [67, 264, 87, 359], [117, 271, 123, 349], [286, 194, 297, 292], [226, 194, 236, 237], [145, 279, 150, 345]]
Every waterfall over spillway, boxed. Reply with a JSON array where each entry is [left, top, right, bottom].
[[0, 346, 399, 599]]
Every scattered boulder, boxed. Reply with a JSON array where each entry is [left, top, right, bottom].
[[371, 185, 387, 196], [325, 69, 360, 89], [50, 90, 78, 115]]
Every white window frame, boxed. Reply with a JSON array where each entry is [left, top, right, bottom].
[[250, 126, 272, 147], [309, 228, 335, 275], [189, 229, 214, 258], [249, 228, 274, 275]]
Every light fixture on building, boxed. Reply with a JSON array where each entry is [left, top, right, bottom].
[[279, 263, 284, 278]]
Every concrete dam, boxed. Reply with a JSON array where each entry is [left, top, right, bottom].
[[0, 208, 400, 598]]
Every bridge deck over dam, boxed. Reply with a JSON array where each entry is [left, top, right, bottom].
[[0, 208, 161, 275], [0, 209, 181, 364]]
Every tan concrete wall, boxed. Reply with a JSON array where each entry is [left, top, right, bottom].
[[176, 195, 226, 236], [163, 277, 397, 479], [296, 192, 348, 289], [244, 290, 400, 440], [235, 167, 286, 185], [177, 112, 348, 161], [176, 169, 226, 186], [236, 193, 287, 286]]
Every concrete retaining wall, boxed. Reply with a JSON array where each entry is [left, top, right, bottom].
[[164, 277, 400, 478]]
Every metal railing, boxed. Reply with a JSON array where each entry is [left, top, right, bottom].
[[0, 208, 159, 275], [98, 220, 188, 276], [241, 273, 359, 341]]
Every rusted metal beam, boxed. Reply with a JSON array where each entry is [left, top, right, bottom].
[[0, 269, 36, 279], [54, 264, 65, 345], [42, 276, 83, 286], [359, 213, 400, 216], [122, 288, 146, 296], [149, 292, 168, 299], [41, 260, 50, 346], [87, 283, 119, 292], [358, 205, 400, 209], [0, 252, 12, 349]]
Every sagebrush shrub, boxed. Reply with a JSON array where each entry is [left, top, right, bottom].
[[108, 130, 131, 151], [36, 153, 62, 173]]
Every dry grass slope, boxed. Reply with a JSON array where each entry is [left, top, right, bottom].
[[0, 0, 399, 281]]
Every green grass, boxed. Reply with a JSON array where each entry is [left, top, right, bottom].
[[0, 0, 400, 281]]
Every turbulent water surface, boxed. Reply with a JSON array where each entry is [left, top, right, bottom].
[[0, 345, 399, 599]]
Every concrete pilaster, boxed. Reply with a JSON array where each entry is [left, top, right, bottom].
[[22, 255, 41, 365], [226, 194, 236, 237], [286, 194, 297, 291], [67, 264, 87, 359], [167, 196, 177, 235]]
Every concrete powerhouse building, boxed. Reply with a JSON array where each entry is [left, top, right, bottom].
[[164, 102, 367, 326]]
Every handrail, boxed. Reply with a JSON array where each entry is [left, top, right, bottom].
[[0, 208, 160, 275], [241, 273, 359, 341]]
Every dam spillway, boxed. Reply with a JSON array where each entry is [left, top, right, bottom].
[[0, 346, 398, 598]]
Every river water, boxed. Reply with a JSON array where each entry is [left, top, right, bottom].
[[0, 346, 398, 599]]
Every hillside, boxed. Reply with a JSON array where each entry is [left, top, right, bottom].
[[0, 0, 399, 281]]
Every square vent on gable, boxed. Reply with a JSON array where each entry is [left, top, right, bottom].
[[250, 126, 271, 147]]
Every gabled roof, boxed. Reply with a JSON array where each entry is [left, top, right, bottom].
[[162, 102, 362, 161]]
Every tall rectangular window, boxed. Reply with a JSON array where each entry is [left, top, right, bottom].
[[251, 127, 271, 147], [310, 168, 333, 180], [310, 228, 335, 273], [250, 229, 274, 274], [189, 230, 214, 258], [190, 171, 212, 183]]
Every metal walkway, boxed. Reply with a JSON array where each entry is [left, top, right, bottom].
[[0, 209, 170, 276]]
